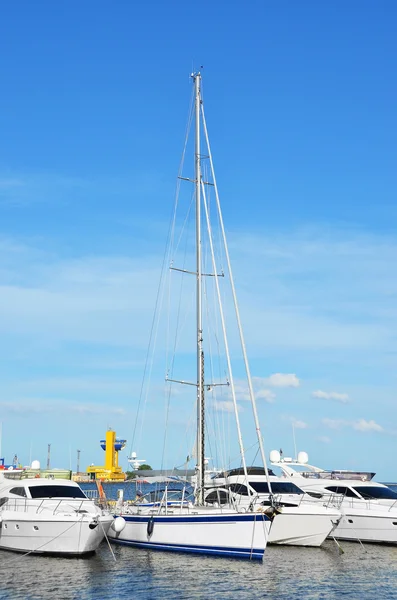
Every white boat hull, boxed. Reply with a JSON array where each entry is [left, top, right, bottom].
[[204, 480, 341, 547], [269, 455, 397, 545], [0, 512, 114, 555], [109, 509, 271, 560], [332, 507, 397, 544], [268, 505, 340, 546]]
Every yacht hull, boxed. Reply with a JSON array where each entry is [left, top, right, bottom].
[[332, 508, 397, 544], [109, 511, 270, 560], [0, 512, 114, 555], [269, 505, 341, 547]]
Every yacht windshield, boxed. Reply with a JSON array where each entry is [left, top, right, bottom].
[[224, 467, 276, 477], [250, 481, 303, 495], [28, 485, 86, 499], [353, 486, 397, 500]]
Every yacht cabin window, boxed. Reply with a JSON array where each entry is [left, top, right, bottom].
[[353, 486, 397, 500], [9, 487, 27, 497], [28, 485, 86, 499], [249, 482, 304, 495], [205, 490, 229, 505], [324, 486, 360, 498], [228, 484, 249, 496]]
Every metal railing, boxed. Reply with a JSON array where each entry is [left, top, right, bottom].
[[0, 497, 104, 516]]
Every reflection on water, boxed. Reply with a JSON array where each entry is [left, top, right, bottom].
[[0, 540, 397, 599]]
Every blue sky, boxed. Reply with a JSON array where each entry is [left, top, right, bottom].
[[0, 1, 396, 479]]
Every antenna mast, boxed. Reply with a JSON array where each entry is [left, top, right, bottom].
[[47, 444, 51, 470]]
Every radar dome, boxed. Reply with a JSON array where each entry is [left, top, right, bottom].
[[269, 450, 281, 463], [297, 451, 308, 464], [31, 460, 40, 469]]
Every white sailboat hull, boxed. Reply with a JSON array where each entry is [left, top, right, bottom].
[[109, 509, 271, 560], [0, 510, 114, 555], [268, 505, 341, 546]]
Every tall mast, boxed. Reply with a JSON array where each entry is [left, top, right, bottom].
[[193, 72, 205, 504]]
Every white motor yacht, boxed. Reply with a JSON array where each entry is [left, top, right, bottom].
[[0, 473, 116, 555], [205, 467, 341, 547], [270, 450, 397, 545]]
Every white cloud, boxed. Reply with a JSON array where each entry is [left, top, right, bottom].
[[292, 419, 308, 429], [234, 378, 276, 403], [322, 417, 384, 434], [312, 390, 349, 403], [353, 419, 383, 433], [241, 374, 299, 404], [266, 373, 300, 388], [213, 400, 242, 413], [256, 389, 276, 402]]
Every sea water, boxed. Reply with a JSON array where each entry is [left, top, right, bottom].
[[0, 540, 396, 599]]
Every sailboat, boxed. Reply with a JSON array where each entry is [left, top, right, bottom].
[[108, 72, 272, 560]]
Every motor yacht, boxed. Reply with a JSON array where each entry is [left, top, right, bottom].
[[205, 467, 341, 547], [0, 472, 116, 555], [270, 450, 397, 544]]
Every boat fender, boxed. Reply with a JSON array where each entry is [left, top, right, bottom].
[[111, 516, 126, 534], [89, 518, 99, 530], [147, 516, 155, 537]]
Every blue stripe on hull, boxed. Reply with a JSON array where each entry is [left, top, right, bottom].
[[123, 514, 270, 524], [110, 538, 265, 560]]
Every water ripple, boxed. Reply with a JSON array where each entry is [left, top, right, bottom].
[[0, 540, 396, 599]]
